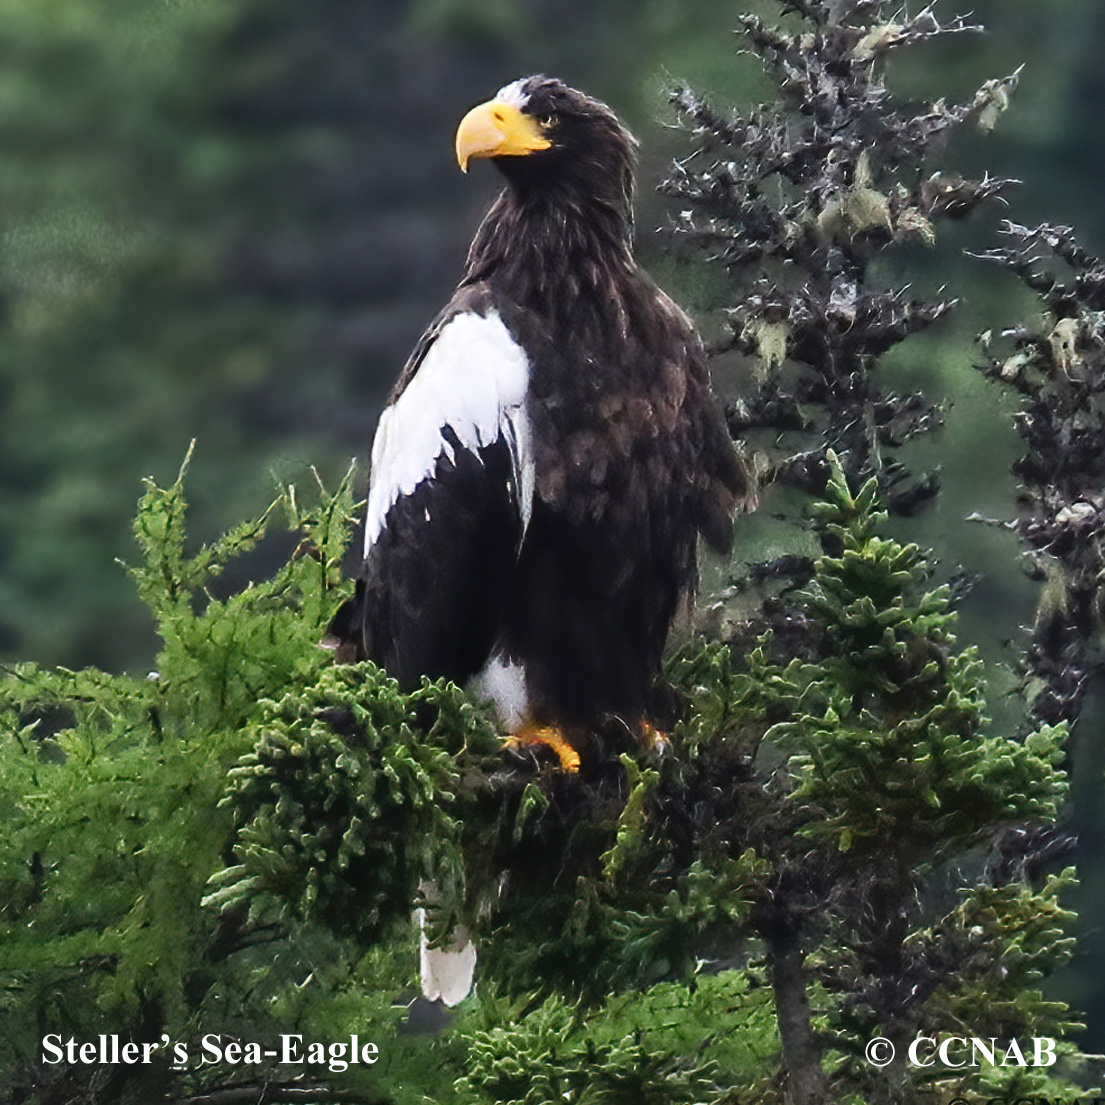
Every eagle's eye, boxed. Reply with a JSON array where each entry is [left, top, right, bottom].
[[537, 115, 555, 129]]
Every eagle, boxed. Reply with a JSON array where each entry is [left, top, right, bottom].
[[328, 75, 748, 770]]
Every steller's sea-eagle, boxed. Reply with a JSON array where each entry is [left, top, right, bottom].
[[327, 75, 749, 770]]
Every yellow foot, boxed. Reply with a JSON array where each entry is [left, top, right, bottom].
[[637, 720, 669, 754], [504, 725, 581, 773]]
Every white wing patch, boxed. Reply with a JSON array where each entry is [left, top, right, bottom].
[[364, 310, 534, 553]]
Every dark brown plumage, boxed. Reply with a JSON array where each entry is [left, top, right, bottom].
[[328, 76, 748, 745]]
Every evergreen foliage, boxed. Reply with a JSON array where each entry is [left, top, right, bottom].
[[2, 445, 1090, 1104], [0, 454, 480, 1104], [741, 456, 1079, 1104], [975, 222, 1105, 725], [206, 661, 492, 944], [655, 7, 1099, 1090]]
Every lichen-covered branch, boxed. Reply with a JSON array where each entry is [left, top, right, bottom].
[[663, 0, 1015, 513], [976, 221, 1105, 724]]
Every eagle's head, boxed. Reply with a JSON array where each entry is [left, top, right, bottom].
[[456, 76, 637, 216]]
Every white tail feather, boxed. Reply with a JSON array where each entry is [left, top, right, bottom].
[[417, 908, 477, 1006]]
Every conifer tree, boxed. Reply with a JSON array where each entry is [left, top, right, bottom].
[[0, 455, 498, 1105], [650, 2, 1095, 1100], [975, 222, 1105, 726], [971, 219, 1105, 1049], [2, 447, 1092, 1105], [662, 0, 1015, 519], [738, 456, 1078, 1104]]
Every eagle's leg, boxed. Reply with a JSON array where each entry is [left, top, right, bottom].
[[504, 725, 582, 773]]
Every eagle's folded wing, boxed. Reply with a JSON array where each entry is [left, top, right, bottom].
[[328, 306, 533, 689]]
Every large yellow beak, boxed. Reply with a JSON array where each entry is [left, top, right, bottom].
[[455, 99, 552, 173]]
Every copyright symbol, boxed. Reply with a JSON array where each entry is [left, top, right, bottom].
[[865, 1037, 895, 1067]]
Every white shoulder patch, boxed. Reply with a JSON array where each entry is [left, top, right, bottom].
[[364, 311, 534, 552]]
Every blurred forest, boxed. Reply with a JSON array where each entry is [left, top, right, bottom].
[[1, 0, 1104, 1068], [2, 0, 1103, 675]]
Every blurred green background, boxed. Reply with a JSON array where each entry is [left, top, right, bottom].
[[0, 0, 1103, 1038], [2, 0, 1101, 673]]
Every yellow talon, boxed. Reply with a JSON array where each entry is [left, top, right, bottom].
[[638, 720, 669, 754], [504, 725, 582, 773]]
